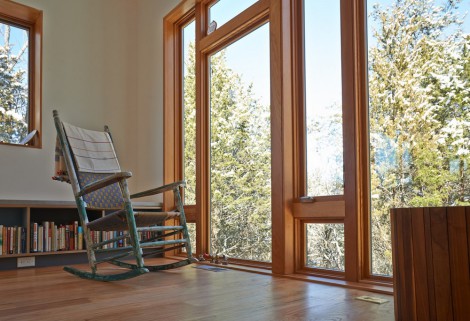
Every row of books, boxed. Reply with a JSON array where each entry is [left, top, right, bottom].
[[30, 221, 83, 253], [90, 230, 161, 249], [0, 221, 162, 255], [0, 226, 27, 255], [31, 222, 161, 253]]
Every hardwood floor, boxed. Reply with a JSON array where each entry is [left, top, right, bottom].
[[0, 259, 394, 321]]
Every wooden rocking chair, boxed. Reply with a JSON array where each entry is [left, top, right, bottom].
[[53, 110, 194, 281]]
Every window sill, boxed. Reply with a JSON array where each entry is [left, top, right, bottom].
[[174, 256, 393, 295]]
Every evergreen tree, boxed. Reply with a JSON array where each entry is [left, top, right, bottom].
[[0, 23, 29, 144], [369, 0, 469, 275], [183, 45, 272, 262]]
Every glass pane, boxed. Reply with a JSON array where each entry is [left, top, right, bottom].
[[183, 21, 196, 205], [306, 223, 344, 271], [304, 0, 344, 196], [209, 23, 271, 262], [208, 0, 258, 31], [0, 22, 29, 144], [367, 0, 470, 275]]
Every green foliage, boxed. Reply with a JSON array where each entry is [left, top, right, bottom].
[[209, 50, 271, 262], [183, 42, 197, 205], [306, 224, 345, 271], [369, 0, 470, 275], [0, 24, 29, 144], [183, 45, 272, 262]]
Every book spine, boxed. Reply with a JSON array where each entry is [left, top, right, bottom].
[[65, 225, 70, 251], [78, 226, 83, 250], [69, 224, 74, 250], [21, 227, 26, 254], [30, 223, 33, 252], [17, 227, 21, 254], [2, 226, 8, 255], [74, 221, 78, 250], [33, 222, 38, 252], [54, 225, 58, 251], [0, 224, 3, 256], [61, 225, 64, 251], [61, 225, 65, 250], [47, 222, 54, 252], [38, 226, 43, 252], [48, 222, 53, 252], [43, 221, 49, 253], [9, 227, 14, 254]]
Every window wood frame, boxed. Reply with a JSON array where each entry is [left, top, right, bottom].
[[164, 1, 198, 257], [297, 219, 346, 279], [291, 0, 391, 286], [0, 0, 42, 148], [166, 0, 276, 266], [164, 0, 393, 289], [199, 0, 271, 267]]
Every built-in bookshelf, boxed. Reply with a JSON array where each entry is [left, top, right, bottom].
[[0, 200, 162, 270]]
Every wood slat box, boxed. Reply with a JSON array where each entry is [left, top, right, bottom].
[[391, 207, 470, 321]]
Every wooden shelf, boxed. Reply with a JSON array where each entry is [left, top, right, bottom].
[[0, 199, 162, 269]]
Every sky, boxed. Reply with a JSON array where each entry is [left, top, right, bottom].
[[206, 0, 470, 113]]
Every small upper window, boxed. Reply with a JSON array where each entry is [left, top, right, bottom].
[[0, 1, 42, 147], [208, 0, 258, 33]]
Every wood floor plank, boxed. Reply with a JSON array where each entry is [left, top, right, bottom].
[[0, 260, 394, 321]]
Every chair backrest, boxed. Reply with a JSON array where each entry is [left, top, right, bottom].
[[54, 112, 125, 209]]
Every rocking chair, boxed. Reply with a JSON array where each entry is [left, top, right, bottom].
[[53, 110, 193, 281]]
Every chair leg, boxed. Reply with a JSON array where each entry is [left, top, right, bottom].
[[174, 187, 194, 261], [76, 198, 98, 273], [119, 179, 146, 269]]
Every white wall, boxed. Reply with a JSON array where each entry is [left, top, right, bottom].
[[0, 0, 179, 202]]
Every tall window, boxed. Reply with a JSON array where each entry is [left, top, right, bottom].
[[0, 2, 42, 147], [304, 0, 344, 197], [209, 23, 271, 262], [367, 0, 470, 276], [300, 0, 346, 274], [182, 19, 197, 253], [183, 20, 196, 205], [165, 0, 270, 265]]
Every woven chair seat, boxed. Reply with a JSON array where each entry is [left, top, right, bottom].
[[87, 210, 180, 231]]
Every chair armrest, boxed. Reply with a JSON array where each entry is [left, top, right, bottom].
[[130, 180, 185, 199], [77, 172, 132, 197]]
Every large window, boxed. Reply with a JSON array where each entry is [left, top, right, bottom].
[[0, 2, 42, 148], [209, 23, 271, 262], [297, 0, 348, 278], [165, 0, 271, 266], [367, 0, 470, 276], [165, 0, 469, 288]]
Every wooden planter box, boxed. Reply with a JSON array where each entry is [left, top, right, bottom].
[[391, 206, 470, 321]]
